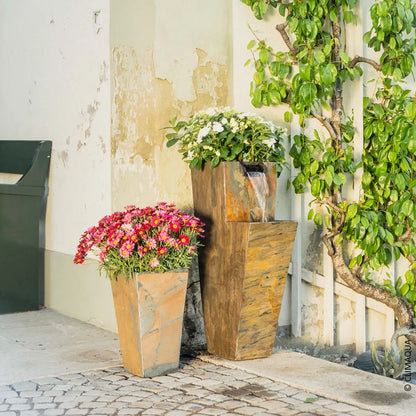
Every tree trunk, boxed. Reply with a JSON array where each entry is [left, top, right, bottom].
[[324, 233, 416, 346]]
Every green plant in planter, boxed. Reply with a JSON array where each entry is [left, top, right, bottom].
[[241, 0, 416, 342], [165, 107, 288, 173]]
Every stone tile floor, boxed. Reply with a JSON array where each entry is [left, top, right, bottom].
[[0, 357, 387, 416]]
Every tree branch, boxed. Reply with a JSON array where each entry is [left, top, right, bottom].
[[349, 55, 382, 72], [310, 111, 337, 139], [275, 22, 298, 57]]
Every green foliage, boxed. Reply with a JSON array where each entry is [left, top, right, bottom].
[[241, 0, 278, 19], [165, 108, 287, 172], [365, 0, 416, 79], [242, 0, 416, 319]]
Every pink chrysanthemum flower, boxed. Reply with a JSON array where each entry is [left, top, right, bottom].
[[179, 235, 190, 245], [150, 257, 159, 268], [146, 238, 157, 249], [150, 216, 161, 227], [170, 221, 181, 232], [157, 246, 168, 256]]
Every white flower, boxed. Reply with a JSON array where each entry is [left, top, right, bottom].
[[197, 126, 211, 140], [215, 150, 220, 156], [184, 150, 194, 161], [230, 118, 238, 127], [264, 138, 275, 148], [205, 107, 218, 116], [263, 121, 276, 133], [221, 117, 228, 124], [212, 122, 224, 133]]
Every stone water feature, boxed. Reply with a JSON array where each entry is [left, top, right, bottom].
[[191, 161, 298, 360]]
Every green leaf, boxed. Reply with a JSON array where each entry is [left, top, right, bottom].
[[259, 49, 269, 64], [346, 204, 358, 219], [314, 212, 323, 226], [405, 102, 416, 120], [310, 160, 319, 175], [311, 178, 321, 197], [299, 83, 317, 106], [247, 40, 255, 50], [308, 208, 314, 220], [284, 111, 292, 123], [252, 89, 262, 107], [399, 283, 410, 297], [405, 270, 415, 285], [362, 171, 372, 186], [305, 397, 319, 403], [329, 9, 338, 23], [402, 200, 413, 217], [325, 170, 333, 187], [166, 138, 179, 148], [339, 51, 350, 64]]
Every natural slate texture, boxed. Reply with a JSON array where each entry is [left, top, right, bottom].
[[191, 162, 297, 360], [111, 272, 188, 377]]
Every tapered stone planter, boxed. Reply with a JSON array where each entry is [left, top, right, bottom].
[[111, 271, 188, 377], [192, 162, 297, 360]]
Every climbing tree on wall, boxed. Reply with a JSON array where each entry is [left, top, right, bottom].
[[242, 0, 416, 342]]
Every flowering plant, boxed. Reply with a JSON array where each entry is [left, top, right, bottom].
[[74, 203, 205, 278], [166, 107, 287, 173]]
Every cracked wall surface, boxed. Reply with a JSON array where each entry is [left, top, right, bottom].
[[110, 0, 231, 211]]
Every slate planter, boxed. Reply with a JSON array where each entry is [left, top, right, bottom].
[[111, 271, 188, 377], [191, 162, 297, 360]]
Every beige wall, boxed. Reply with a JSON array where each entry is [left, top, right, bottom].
[[0, 0, 116, 330], [110, 0, 232, 211]]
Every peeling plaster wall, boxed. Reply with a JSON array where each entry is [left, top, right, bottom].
[[0, 1, 115, 330], [110, 0, 232, 211]]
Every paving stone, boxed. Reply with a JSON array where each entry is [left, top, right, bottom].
[[291, 391, 318, 401], [89, 408, 119, 415], [325, 402, 363, 412], [350, 410, 378, 416], [0, 404, 9, 411], [43, 409, 66, 416], [165, 411, 191, 416], [31, 396, 54, 404], [57, 401, 82, 409], [204, 393, 231, 402], [0, 412, 17, 416], [177, 402, 205, 411], [197, 409, 228, 415], [33, 403, 57, 410], [262, 407, 299, 416], [19, 391, 43, 398], [153, 402, 180, 411], [0, 391, 19, 399], [232, 406, 267, 415], [10, 382, 38, 391], [9, 404, 32, 411], [215, 400, 246, 410], [141, 409, 167, 415], [256, 400, 291, 412], [18, 411, 39, 416], [7, 397, 29, 404], [65, 409, 91, 415]]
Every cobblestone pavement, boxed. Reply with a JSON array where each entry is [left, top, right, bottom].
[[0, 357, 388, 416]]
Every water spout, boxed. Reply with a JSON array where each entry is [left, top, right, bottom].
[[246, 170, 269, 222]]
